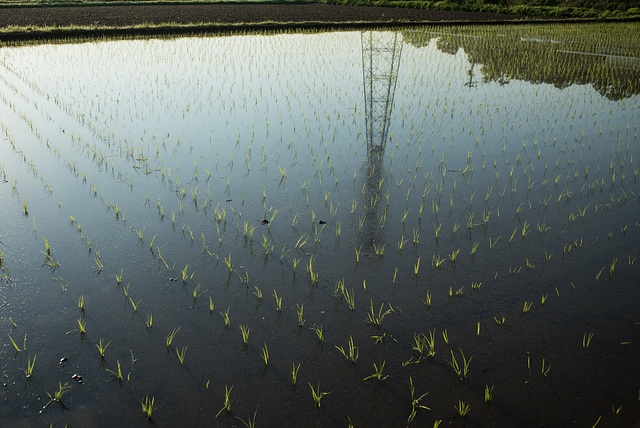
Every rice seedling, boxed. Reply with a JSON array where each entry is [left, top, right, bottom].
[[42, 382, 72, 411], [523, 301, 533, 313], [176, 346, 188, 365], [494, 316, 506, 325], [355, 246, 362, 263], [291, 363, 301, 386], [216, 384, 233, 417], [609, 258, 617, 278], [252, 286, 262, 301], [309, 382, 330, 408], [541, 358, 551, 376], [414, 257, 421, 276], [422, 291, 432, 308], [455, 400, 471, 417], [363, 360, 388, 381], [308, 257, 318, 285], [335, 336, 359, 363], [140, 395, 154, 420], [96, 338, 111, 357], [595, 267, 605, 281], [432, 254, 446, 268], [447, 348, 472, 380], [408, 376, 430, 422], [260, 342, 269, 366], [78, 293, 85, 312], [106, 360, 123, 380], [272, 290, 282, 312], [296, 304, 305, 327], [364, 300, 394, 327], [583, 332, 594, 348], [236, 406, 259, 428], [77, 318, 86, 335], [310, 324, 325, 343], [220, 308, 231, 328], [7, 334, 25, 352], [166, 327, 180, 347], [20, 354, 36, 379], [484, 385, 495, 403], [239, 324, 250, 345], [129, 297, 140, 312], [223, 254, 233, 272], [373, 243, 385, 256], [442, 329, 449, 344]]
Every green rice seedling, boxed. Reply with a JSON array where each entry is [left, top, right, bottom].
[[239, 324, 250, 345], [484, 385, 494, 403], [21, 199, 28, 215], [129, 298, 140, 312], [596, 267, 605, 281], [434, 222, 442, 240], [432, 254, 446, 268], [408, 376, 430, 422], [355, 246, 362, 263], [471, 282, 482, 290], [291, 363, 301, 386], [541, 294, 548, 307], [182, 264, 194, 282], [253, 286, 262, 300], [541, 358, 551, 376], [216, 384, 233, 417], [296, 304, 305, 327], [42, 237, 51, 256], [42, 382, 72, 411], [422, 291, 432, 308], [220, 308, 231, 328], [209, 296, 215, 312], [522, 221, 530, 238], [94, 257, 104, 274], [308, 257, 318, 285], [447, 349, 472, 380], [442, 329, 449, 344], [106, 360, 123, 380], [166, 327, 180, 347], [393, 267, 399, 283], [414, 257, 421, 276], [455, 400, 471, 417], [343, 287, 356, 310], [7, 334, 23, 352], [260, 342, 269, 366], [335, 336, 359, 363], [412, 228, 420, 245], [309, 382, 330, 408], [78, 293, 84, 311], [140, 395, 154, 420], [523, 301, 533, 313], [77, 318, 86, 335], [176, 346, 188, 365], [373, 243, 385, 256], [494, 316, 506, 325], [20, 354, 36, 379], [397, 236, 407, 252], [526, 259, 535, 270], [363, 361, 388, 381], [455, 286, 464, 297], [96, 338, 111, 357], [609, 258, 617, 278], [223, 254, 233, 272], [364, 300, 394, 327], [272, 290, 282, 312], [583, 332, 594, 348], [236, 405, 259, 428], [310, 324, 325, 343], [477, 322, 481, 336], [470, 241, 480, 256]]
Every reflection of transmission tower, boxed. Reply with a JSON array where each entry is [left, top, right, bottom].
[[359, 31, 403, 247], [361, 31, 403, 158]]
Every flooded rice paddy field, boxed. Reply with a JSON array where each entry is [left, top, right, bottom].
[[0, 22, 639, 427]]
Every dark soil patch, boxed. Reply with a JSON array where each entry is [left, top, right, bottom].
[[0, 4, 536, 29]]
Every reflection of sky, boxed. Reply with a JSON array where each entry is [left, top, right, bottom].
[[1, 30, 637, 202]]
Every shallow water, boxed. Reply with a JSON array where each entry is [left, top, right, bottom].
[[0, 23, 639, 427]]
